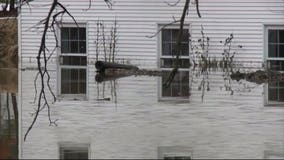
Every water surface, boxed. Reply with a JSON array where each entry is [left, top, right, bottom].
[[17, 65, 284, 159]]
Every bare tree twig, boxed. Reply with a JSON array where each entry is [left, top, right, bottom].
[[164, 0, 182, 6]]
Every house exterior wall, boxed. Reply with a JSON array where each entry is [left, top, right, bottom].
[[18, 0, 284, 159], [19, 0, 284, 69]]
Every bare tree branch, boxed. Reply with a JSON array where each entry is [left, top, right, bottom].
[[164, 0, 182, 6]]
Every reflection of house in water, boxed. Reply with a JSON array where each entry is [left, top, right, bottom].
[[0, 93, 18, 159], [18, 0, 284, 159], [265, 82, 284, 106]]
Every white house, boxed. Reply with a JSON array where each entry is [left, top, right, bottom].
[[18, 0, 284, 159]]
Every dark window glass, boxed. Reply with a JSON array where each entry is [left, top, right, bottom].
[[279, 30, 284, 43], [61, 28, 69, 40], [162, 43, 171, 56], [279, 45, 284, 57], [61, 27, 86, 54], [79, 41, 86, 53], [164, 156, 191, 160], [172, 29, 179, 41], [79, 28, 86, 40], [268, 81, 284, 103], [61, 41, 70, 53], [61, 69, 86, 94], [70, 41, 79, 53], [269, 30, 278, 43], [182, 29, 190, 42], [60, 147, 88, 160], [268, 44, 278, 57], [161, 58, 189, 68], [268, 88, 277, 101], [162, 71, 189, 97], [269, 60, 284, 71], [162, 29, 171, 42], [279, 88, 284, 101], [62, 56, 87, 66], [70, 28, 79, 40]]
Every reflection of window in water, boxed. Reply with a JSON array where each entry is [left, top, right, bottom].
[[266, 27, 284, 71], [59, 25, 87, 98], [264, 151, 284, 159], [161, 71, 189, 98], [158, 146, 192, 160], [59, 143, 89, 159], [265, 81, 284, 106]]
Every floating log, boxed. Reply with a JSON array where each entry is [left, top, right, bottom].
[[95, 61, 139, 72]]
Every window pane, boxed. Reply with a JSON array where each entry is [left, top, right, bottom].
[[279, 88, 284, 101], [162, 43, 171, 55], [70, 28, 79, 40], [268, 88, 277, 101], [61, 41, 70, 53], [172, 29, 179, 41], [269, 60, 284, 71], [61, 28, 69, 40], [279, 45, 284, 57], [269, 30, 278, 43], [279, 30, 284, 43], [180, 43, 189, 56], [62, 56, 87, 66], [70, 41, 79, 53], [79, 41, 86, 53], [162, 29, 171, 42], [79, 28, 86, 40], [161, 59, 173, 68], [60, 146, 89, 160], [61, 68, 86, 94], [61, 69, 70, 94], [161, 58, 190, 68], [182, 29, 189, 42], [161, 71, 189, 97], [268, 44, 278, 57]]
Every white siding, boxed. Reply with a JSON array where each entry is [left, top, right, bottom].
[[19, 0, 284, 69]]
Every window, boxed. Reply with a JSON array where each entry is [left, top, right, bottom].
[[59, 143, 89, 159], [158, 26, 190, 101], [158, 146, 193, 160], [161, 71, 189, 97], [265, 27, 284, 105], [160, 28, 190, 69], [265, 81, 284, 106], [266, 27, 284, 71], [59, 25, 87, 97]]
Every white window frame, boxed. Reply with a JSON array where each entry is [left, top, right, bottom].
[[157, 24, 190, 102], [57, 23, 88, 100]]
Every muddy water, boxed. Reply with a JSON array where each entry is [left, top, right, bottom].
[[0, 67, 18, 159], [17, 65, 284, 159]]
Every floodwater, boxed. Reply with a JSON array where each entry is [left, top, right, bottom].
[[19, 65, 284, 159], [3, 63, 284, 159], [0, 65, 18, 159]]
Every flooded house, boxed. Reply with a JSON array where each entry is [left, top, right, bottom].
[[18, 0, 284, 159]]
